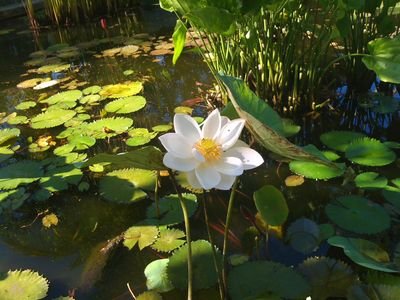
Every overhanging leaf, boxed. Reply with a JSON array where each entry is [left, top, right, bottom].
[[172, 20, 187, 64]]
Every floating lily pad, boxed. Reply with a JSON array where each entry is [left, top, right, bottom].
[[325, 195, 390, 234], [144, 259, 174, 293], [174, 106, 193, 115], [99, 168, 156, 203], [289, 160, 345, 180], [41, 90, 82, 105], [0, 270, 49, 300], [7, 115, 29, 125], [123, 225, 159, 250], [286, 218, 320, 254], [40, 165, 83, 192], [79, 94, 101, 105], [31, 109, 76, 129], [328, 236, 399, 273], [0, 160, 43, 190], [0, 147, 13, 163], [84, 117, 133, 139], [123, 69, 134, 76], [355, 172, 388, 189], [320, 131, 366, 152], [151, 228, 186, 252], [104, 96, 146, 114], [297, 257, 357, 299], [100, 82, 143, 98], [136, 291, 162, 300], [83, 85, 101, 95], [17, 78, 50, 89], [126, 128, 157, 147], [253, 185, 288, 226], [53, 144, 75, 156], [67, 135, 96, 150], [146, 193, 198, 225], [228, 261, 310, 300], [322, 150, 341, 161], [15, 101, 37, 110], [0, 128, 20, 145], [168, 240, 221, 290], [37, 63, 70, 74], [345, 138, 396, 166], [284, 175, 304, 187], [152, 124, 172, 132]]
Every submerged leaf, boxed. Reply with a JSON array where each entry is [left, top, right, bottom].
[[286, 218, 320, 254]]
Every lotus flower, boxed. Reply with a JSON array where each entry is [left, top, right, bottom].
[[159, 109, 264, 190]]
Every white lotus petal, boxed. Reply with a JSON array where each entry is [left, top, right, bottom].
[[218, 119, 245, 150], [220, 116, 230, 128], [174, 113, 201, 145], [214, 174, 236, 190], [214, 156, 243, 176], [159, 133, 193, 158], [163, 153, 198, 171], [33, 79, 59, 90], [192, 148, 206, 163], [186, 170, 203, 189], [224, 147, 264, 170], [202, 109, 221, 139], [195, 164, 221, 190], [233, 139, 249, 148]]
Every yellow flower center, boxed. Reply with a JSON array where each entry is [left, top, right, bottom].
[[194, 138, 222, 162]]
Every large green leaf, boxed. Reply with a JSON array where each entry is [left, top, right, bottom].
[[228, 261, 310, 299], [31, 109, 76, 129], [362, 37, 400, 84], [328, 236, 399, 273], [84, 146, 165, 170], [144, 259, 174, 293], [0, 270, 49, 300], [104, 96, 146, 114], [40, 90, 82, 105], [172, 20, 187, 64], [219, 74, 337, 167], [354, 172, 388, 189], [84, 117, 133, 139], [253, 185, 288, 226], [123, 225, 159, 250], [187, 7, 236, 34], [320, 130, 366, 152], [0, 160, 43, 190], [0, 128, 20, 146], [325, 195, 390, 234]]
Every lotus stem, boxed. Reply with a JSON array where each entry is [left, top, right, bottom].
[[155, 171, 160, 219], [222, 177, 239, 297], [169, 170, 193, 300], [202, 190, 224, 300]]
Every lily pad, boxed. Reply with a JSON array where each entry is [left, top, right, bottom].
[[100, 82, 143, 98], [286, 218, 320, 254], [17, 78, 50, 89], [328, 236, 399, 273], [15, 101, 37, 110], [320, 131, 366, 152], [253, 185, 288, 226], [144, 259, 174, 293], [325, 195, 390, 234], [146, 193, 198, 225], [228, 261, 310, 300], [152, 124, 172, 132], [126, 128, 157, 147], [31, 109, 76, 129], [67, 135, 96, 150], [0, 128, 20, 145], [79, 94, 101, 105], [83, 85, 101, 95], [0, 147, 13, 163], [297, 257, 357, 299], [289, 160, 345, 180], [99, 168, 156, 203], [7, 115, 29, 125], [123, 225, 159, 250], [355, 172, 388, 189], [84, 117, 133, 139], [37, 63, 70, 74], [0, 270, 49, 300], [345, 138, 396, 167], [0, 160, 43, 190], [174, 106, 193, 115], [284, 175, 304, 187], [168, 240, 221, 290], [151, 228, 186, 252], [41, 90, 82, 105], [104, 96, 146, 114]]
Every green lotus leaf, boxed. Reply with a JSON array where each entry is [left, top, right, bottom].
[[67, 135, 96, 150], [151, 228, 185, 252], [100, 82, 143, 98], [355, 172, 388, 189], [326, 195, 390, 234], [168, 240, 221, 290], [84, 117, 133, 139], [328, 236, 399, 273], [7, 115, 29, 125], [384, 141, 400, 149], [15, 101, 37, 110], [48, 101, 77, 110], [53, 144, 75, 156], [322, 151, 341, 161], [99, 168, 156, 203], [126, 128, 157, 147], [320, 131, 366, 152], [0, 269, 49, 300], [0, 128, 20, 145], [392, 178, 400, 188], [146, 193, 198, 225], [0, 188, 30, 211], [37, 63, 70, 74], [289, 160, 345, 180], [297, 257, 357, 299], [228, 261, 310, 299], [0, 147, 13, 163], [174, 106, 193, 115], [382, 188, 400, 210], [32, 189, 52, 202], [144, 259, 174, 293], [0, 160, 43, 190], [41, 90, 82, 105], [28, 143, 50, 153], [152, 124, 172, 132], [83, 85, 101, 95], [253, 185, 288, 226], [286, 218, 320, 254], [136, 291, 162, 300], [31, 109, 76, 129], [123, 225, 159, 250], [105, 96, 146, 114], [63, 152, 87, 164], [40, 165, 83, 192], [345, 137, 396, 166], [79, 94, 101, 105]]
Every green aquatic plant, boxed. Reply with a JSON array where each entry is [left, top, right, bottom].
[[99, 82, 143, 99], [31, 109, 76, 129], [320, 130, 366, 152], [253, 185, 288, 226], [286, 218, 321, 255], [123, 225, 159, 250], [354, 172, 388, 189], [126, 128, 157, 147], [0, 160, 43, 190], [144, 259, 174, 293], [104, 96, 147, 114], [41, 90, 82, 105], [151, 228, 186, 253], [0, 128, 20, 146], [84, 117, 133, 139]]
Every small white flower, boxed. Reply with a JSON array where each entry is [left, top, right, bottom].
[[159, 109, 264, 190]]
